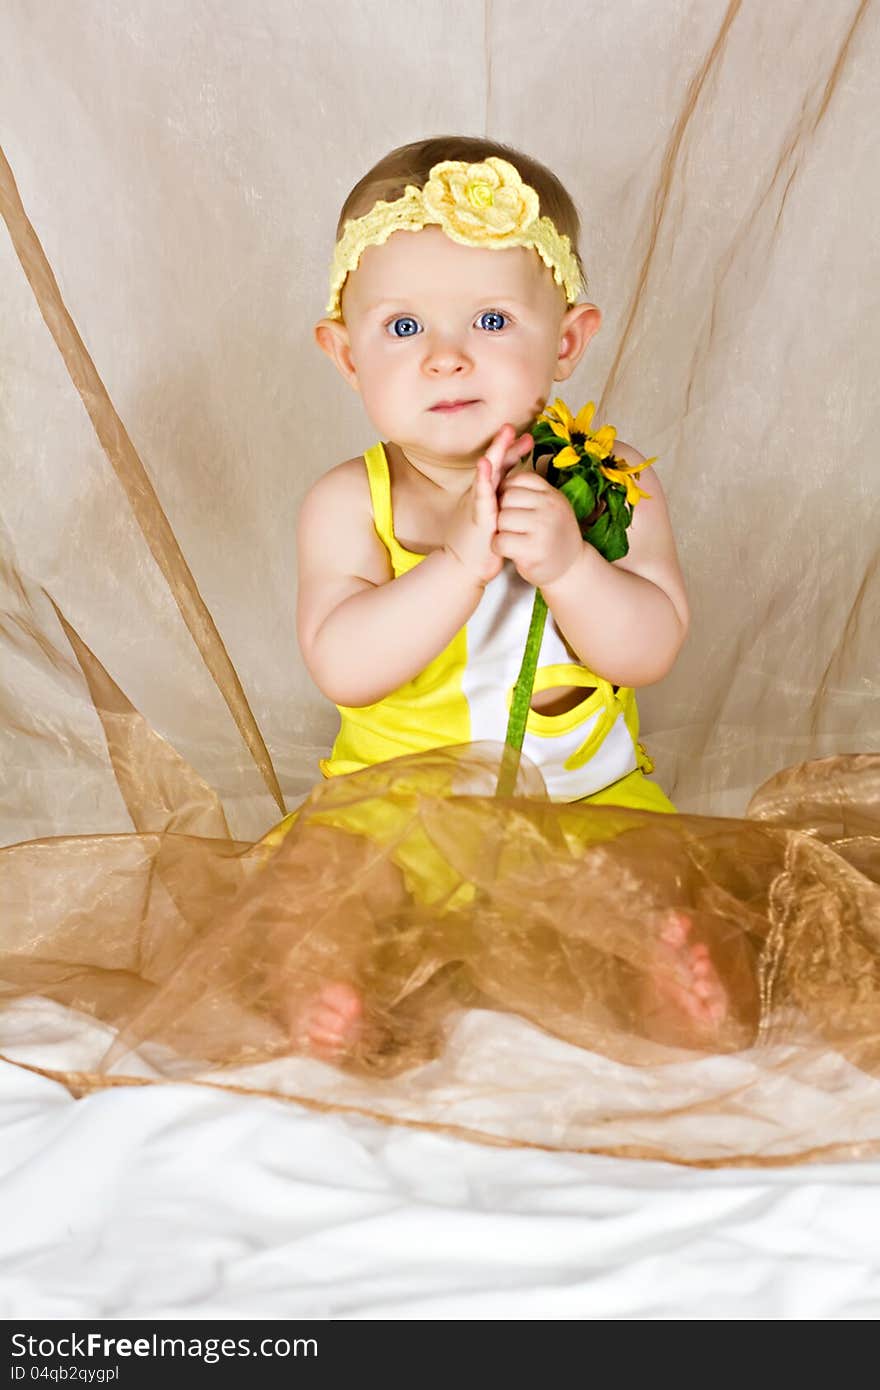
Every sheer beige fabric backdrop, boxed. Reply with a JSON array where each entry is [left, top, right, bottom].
[[0, 2, 878, 1166], [2, 0, 876, 843]]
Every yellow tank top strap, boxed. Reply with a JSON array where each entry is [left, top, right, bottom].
[[363, 443, 395, 549], [363, 442, 421, 574]]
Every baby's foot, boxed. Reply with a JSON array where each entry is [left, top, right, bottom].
[[642, 910, 729, 1045], [292, 980, 363, 1060]]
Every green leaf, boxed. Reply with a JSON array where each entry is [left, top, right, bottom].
[[582, 509, 628, 561], [558, 474, 595, 521], [602, 524, 630, 562], [585, 510, 612, 551], [605, 486, 626, 521]]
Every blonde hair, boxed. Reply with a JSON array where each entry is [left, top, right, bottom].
[[334, 134, 587, 294]]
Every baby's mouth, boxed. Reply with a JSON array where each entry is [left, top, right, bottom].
[[428, 399, 481, 413]]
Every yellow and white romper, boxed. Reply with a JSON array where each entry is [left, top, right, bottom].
[[263, 442, 675, 903], [321, 442, 674, 810]]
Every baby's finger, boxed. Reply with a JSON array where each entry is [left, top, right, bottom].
[[508, 433, 535, 464], [494, 430, 535, 487], [499, 433, 535, 481], [472, 455, 497, 525], [484, 424, 516, 487]]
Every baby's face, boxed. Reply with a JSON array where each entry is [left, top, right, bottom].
[[330, 226, 584, 465]]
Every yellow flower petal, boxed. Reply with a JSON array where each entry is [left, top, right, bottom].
[[600, 464, 653, 506], [591, 425, 617, 457], [579, 425, 616, 461], [624, 478, 652, 505], [545, 397, 575, 435], [544, 419, 572, 442], [552, 445, 580, 469], [601, 456, 655, 478], [572, 401, 597, 434]]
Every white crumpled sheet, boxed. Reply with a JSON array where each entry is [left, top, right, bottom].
[[2, 1006, 879, 1320]]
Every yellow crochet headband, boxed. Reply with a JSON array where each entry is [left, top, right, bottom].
[[325, 156, 585, 320]]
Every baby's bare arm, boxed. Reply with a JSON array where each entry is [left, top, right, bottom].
[[297, 428, 533, 708], [309, 552, 484, 707], [296, 464, 485, 707]]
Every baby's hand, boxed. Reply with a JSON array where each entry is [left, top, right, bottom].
[[493, 466, 586, 588], [442, 424, 534, 586]]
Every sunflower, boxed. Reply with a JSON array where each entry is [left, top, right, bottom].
[[537, 396, 654, 504]]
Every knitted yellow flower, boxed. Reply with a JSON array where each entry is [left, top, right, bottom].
[[422, 157, 540, 247]]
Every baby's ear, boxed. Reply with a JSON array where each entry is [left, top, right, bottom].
[[313, 316, 346, 357], [313, 318, 359, 391], [554, 302, 602, 381]]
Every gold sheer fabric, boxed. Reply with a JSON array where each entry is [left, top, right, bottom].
[[2, 6, 879, 1167], [2, 557, 879, 1166]]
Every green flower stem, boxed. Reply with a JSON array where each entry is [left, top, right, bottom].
[[495, 587, 548, 798]]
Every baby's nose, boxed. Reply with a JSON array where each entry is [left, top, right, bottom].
[[424, 338, 471, 368]]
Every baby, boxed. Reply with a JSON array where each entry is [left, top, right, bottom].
[[286, 136, 727, 1058]]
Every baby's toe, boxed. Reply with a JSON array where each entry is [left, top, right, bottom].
[[321, 981, 363, 1022], [309, 1008, 347, 1042], [660, 911, 692, 948]]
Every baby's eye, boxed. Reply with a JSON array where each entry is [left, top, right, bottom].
[[476, 310, 509, 332], [385, 316, 421, 338]]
